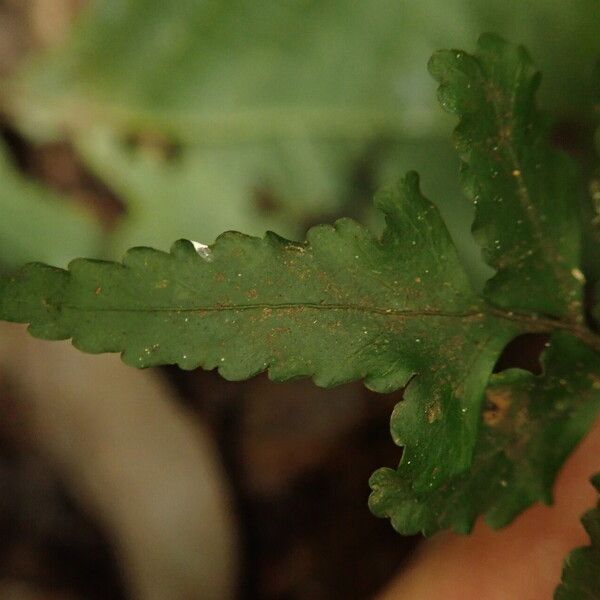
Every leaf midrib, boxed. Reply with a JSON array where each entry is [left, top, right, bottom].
[[483, 69, 578, 320], [63, 302, 480, 318], [57, 300, 600, 353]]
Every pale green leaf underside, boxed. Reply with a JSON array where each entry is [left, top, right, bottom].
[[0, 173, 516, 491], [555, 474, 600, 599], [369, 333, 600, 535]]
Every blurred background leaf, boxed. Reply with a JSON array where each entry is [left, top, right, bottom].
[[1, 0, 598, 283], [0, 137, 103, 269]]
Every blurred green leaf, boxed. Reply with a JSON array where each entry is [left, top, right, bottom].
[[0, 139, 103, 269], [4, 0, 599, 267], [9, 0, 599, 139], [74, 127, 359, 254]]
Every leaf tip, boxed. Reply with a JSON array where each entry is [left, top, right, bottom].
[[427, 48, 454, 82]]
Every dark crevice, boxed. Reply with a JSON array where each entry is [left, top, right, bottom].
[[0, 123, 29, 170], [493, 333, 550, 375], [550, 117, 592, 161]]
